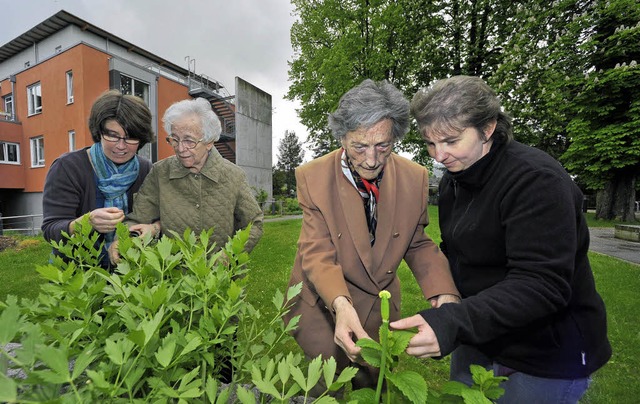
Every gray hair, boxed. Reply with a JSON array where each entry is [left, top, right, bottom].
[[411, 75, 513, 143], [162, 97, 222, 142], [328, 79, 410, 141]]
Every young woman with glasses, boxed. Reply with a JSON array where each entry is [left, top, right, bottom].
[[42, 90, 155, 268]]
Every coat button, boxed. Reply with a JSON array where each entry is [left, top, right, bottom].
[[392, 232, 399, 238], [338, 233, 342, 239], [196, 204, 200, 208], [386, 270, 393, 274]]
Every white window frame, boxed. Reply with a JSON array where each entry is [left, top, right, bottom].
[[68, 130, 76, 151], [27, 82, 42, 115], [0, 141, 20, 164], [66, 71, 74, 104], [2, 94, 13, 120], [30, 136, 44, 167]]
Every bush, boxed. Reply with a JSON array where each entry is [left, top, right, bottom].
[[283, 198, 302, 215], [0, 217, 303, 402]]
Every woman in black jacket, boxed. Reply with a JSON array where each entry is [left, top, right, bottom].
[[391, 75, 611, 403]]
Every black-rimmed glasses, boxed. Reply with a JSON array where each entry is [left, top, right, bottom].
[[165, 136, 205, 149], [102, 132, 140, 145]]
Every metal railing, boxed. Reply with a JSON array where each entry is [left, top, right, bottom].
[[0, 213, 43, 236]]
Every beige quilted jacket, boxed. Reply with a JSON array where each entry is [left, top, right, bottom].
[[127, 149, 263, 253]]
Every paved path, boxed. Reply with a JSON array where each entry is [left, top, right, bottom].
[[264, 215, 640, 265], [588, 227, 640, 265]]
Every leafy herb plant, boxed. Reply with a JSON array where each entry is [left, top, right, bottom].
[[0, 217, 303, 402], [354, 291, 507, 404]]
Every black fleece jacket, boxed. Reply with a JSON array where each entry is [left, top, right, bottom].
[[421, 140, 611, 379]]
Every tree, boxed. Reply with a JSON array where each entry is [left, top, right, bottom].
[[275, 130, 305, 197], [561, 0, 640, 221], [287, 0, 640, 221], [287, 0, 523, 159]]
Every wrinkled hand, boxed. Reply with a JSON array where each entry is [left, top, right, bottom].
[[87, 207, 125, 234], [332, 296, 370, 362], [129, 223, 155, 238], [429, 293, 461, 308], [108, 239, 120, 266], [390, 315, 441, 358]]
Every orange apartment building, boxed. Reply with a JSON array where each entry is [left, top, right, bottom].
[[0, 10, 273, 230]]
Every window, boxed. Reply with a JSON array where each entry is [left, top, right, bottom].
[[0, 142, 20, 164], [27, 83, 42, 115], [120, 74, 149, 103], [2, 94, 12, 120], [68, 130, 76, 151], [30, 136, 44, 167], [66, 71, 74, 103]]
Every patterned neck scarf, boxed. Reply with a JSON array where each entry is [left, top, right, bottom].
[[89, 143, 140, 244], [341, 149, 384, 245]]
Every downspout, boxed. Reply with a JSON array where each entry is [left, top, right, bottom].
[[10, 75, 16, 120]]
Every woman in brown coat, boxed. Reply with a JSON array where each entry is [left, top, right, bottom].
[[285, 79, 460, 390]]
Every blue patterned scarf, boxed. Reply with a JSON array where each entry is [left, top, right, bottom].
[[89, 143, 139, 244]]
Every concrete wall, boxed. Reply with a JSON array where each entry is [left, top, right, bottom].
[[234, 77, 272, 198]]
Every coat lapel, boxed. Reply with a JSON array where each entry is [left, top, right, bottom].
[[371, 154, 397, 269], [335, 151, 374, 272]]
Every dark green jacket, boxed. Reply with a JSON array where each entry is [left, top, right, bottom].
[[127, 149, 263, 253]]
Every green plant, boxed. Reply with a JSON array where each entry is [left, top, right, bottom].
[[0, 216, 304, 402], [250, 353, 357, 403], [252, 187, 269, 205], [283, 198, 301, 214], [354, 291, 507, 404]]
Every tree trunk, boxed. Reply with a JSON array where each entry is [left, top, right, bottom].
[[595, 185, 614, 220], [595, 168, 638, 222]]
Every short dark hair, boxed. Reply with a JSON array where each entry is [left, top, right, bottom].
[[88, 90, 155, 149], [411, 75, 512, 144], [328, 79, 410, 142]]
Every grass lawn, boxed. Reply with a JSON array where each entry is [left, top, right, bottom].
[[1, 207, 638, 402]]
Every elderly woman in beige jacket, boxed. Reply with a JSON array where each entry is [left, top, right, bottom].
[[108, 97, 263, 263]]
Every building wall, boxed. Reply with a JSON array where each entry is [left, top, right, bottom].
[[0, 15, 272, 222], [235, 77, 272, 198], [156, 76, 190, 160], [15, 45, 112, 193], [0, 120, 24, 189]]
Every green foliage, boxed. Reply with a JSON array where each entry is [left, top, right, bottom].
[[288, 0, 525, 157], [287, 0, 638, 219], [0, 216, 306, 402], [274, 130, 305, 197], [283, 197, 302, 215], [252, 187, 269, 205], [355, 291, 506, 404], [561, 0, 640, 190], [251, 354, 357, 403]]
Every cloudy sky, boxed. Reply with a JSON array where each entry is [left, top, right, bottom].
[[0, 0, 309, 163]]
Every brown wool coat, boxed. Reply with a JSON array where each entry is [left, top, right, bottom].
[[286, 149, 458, 370]]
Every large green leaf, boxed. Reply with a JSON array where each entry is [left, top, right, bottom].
[[0, 374, 17, 402], [0, 296, 20, 344], [387, 370, 428, 404]]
